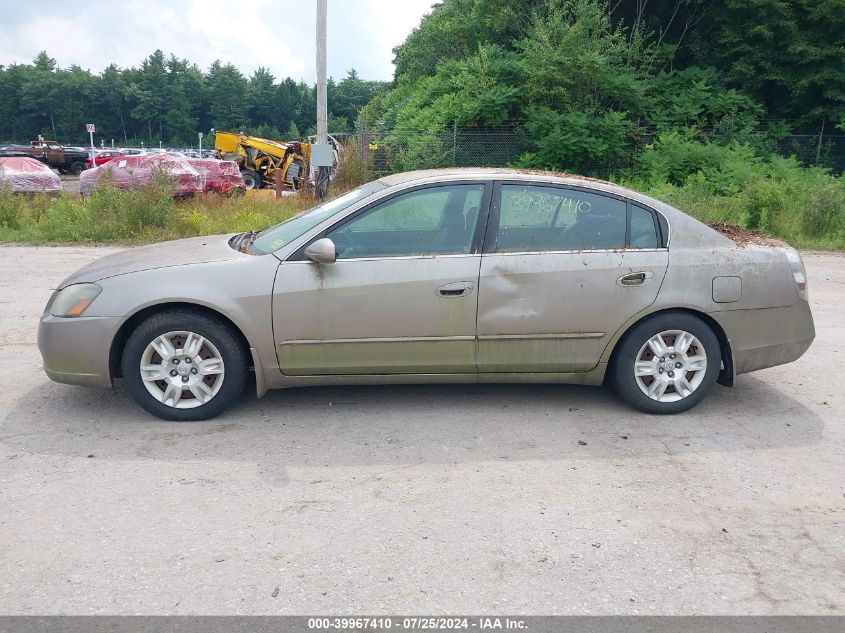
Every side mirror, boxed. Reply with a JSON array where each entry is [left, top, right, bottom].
[[304, 238, 336, 264]]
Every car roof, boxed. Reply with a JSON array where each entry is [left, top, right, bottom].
[[378, 167, 610, 185], [379, 167, 659, 208], [379, 167, 663, 198]]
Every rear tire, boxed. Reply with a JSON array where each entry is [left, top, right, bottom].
[[241, 169, 261, 189], [70, 161, 86, 175], [121, 310, 249, 421], [609, 312, 720, 414]]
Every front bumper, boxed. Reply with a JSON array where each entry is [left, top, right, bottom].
[[37, 315, 122, 388]]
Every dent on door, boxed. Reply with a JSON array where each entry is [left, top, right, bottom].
[[476, 250, 669, 372]]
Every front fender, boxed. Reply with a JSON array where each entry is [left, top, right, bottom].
[[87, 254, 282, 387]]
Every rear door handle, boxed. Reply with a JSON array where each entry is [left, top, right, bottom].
[[437, 282, 473, 297], [617, 271, 653, 287]]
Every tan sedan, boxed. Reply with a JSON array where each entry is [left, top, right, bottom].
[[38, 169, 815, 421]]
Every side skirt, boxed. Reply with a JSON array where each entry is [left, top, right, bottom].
[[261, 364, 607, 390]]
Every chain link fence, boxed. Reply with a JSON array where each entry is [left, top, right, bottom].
[[336, 128, 845, 177], [772, 134, 845, 172]]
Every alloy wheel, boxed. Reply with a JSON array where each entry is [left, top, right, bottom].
[[634, 329, 708, 403], [138, 330, 225, 409]]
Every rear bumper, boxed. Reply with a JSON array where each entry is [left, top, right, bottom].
[[37, 315, 122, 388], [713, 300, 815, 375]]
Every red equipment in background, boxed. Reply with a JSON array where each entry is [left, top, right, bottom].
[[186, 158, 246, 195], [0, 156, 62, 194], [80, 154, 203, 197]]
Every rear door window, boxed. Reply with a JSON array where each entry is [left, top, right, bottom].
[[495, 184, 627, 252]]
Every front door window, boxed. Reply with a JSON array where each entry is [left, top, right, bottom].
[[327, 184, 484, 259]]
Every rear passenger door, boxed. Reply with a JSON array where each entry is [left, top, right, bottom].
[[476, 181, 669, 373]]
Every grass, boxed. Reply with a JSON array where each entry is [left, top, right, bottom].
[[0, 143, 374, 246], [0, 186, 318, 245], [619, 137, 845, 251], [624, 173, 845, 251]]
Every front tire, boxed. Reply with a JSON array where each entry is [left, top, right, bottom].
[[240, 169, 261, 189], [609, 312, 720, 414], [121, 310, 249, 421], [70, 161, 86, 175]]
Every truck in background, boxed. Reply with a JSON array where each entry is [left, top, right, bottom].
[[0, 139, 91, 175]]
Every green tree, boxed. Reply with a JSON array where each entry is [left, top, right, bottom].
[[163, 55, 199, 144], [392, 0, 543, 82], [706, 0, 845, 127], [329, 69, 389, 132], [96, 64, 130, 144], [206, 61, 248, 131], [33, 50, 57, 72], [246, 67, 277, 129], [609, 0, 845, 127], [285, 121, 300, 139], [19, 64, 63, 139], [54, 65, 98, 142], [129, 50, 169, 142]]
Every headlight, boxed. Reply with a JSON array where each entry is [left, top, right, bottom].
[[49, 283, 102, 317]]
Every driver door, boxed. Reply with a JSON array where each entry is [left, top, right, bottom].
[[272, 182, 489, 375]]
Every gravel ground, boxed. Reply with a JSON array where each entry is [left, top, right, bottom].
[[58, 174, 80, 196], [0, 245, 842, 615]]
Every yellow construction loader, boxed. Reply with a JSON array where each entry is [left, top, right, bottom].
[[213, 131, 311, 191]]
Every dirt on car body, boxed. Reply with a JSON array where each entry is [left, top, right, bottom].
[[708, 221, 786, 248]]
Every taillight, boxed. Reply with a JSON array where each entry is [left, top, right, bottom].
[[784, 248, 808, 301]]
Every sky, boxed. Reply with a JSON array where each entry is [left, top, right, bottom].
[[0, 0, 437, 81]]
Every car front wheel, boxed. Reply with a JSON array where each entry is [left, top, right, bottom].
[[121, 310, 248, 421], [609, 312, 720, 414]]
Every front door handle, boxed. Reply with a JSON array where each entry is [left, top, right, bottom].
[[617, 271, 653, 287], [437, 282, 473, 297]]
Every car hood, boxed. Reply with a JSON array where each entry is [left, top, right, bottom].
[[58, 234, 243, 287]]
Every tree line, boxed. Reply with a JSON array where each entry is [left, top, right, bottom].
[[0, 50, 389, 147], [364, 0, 843, 174]]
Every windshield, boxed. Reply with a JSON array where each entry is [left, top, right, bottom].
[[251, 182, 385, 255]]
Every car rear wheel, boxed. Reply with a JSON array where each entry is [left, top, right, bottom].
[[609, 312, 720, 414], [121, 310, 248, 421], [70, 161, 86, 175]]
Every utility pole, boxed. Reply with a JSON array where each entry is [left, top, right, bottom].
[[316, 0, 328, 146], [314, 0, 331, 199]]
